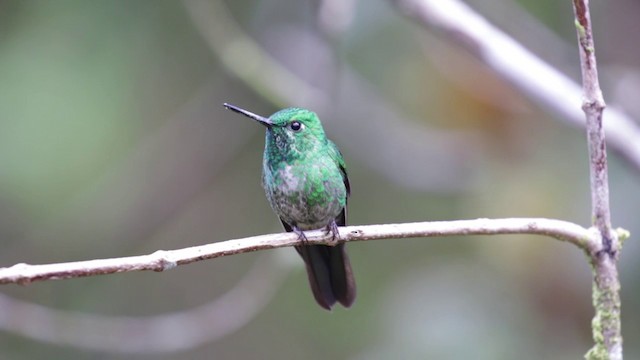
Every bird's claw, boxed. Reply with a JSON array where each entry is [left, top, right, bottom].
[[326, 221, 341, 244], [293, 227, 309, 245]]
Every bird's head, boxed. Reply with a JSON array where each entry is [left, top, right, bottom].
[[224, 103, 328, 159]]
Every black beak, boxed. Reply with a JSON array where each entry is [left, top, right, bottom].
[[223, 103, 273, 127]]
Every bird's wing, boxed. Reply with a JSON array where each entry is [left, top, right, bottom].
[[327, 140, 350, 198]]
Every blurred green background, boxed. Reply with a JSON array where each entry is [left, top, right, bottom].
[[0, 0, 639, 359]]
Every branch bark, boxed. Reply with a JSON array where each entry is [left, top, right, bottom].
[[0, 218, 594, 285], [572, 1, 622, 359]]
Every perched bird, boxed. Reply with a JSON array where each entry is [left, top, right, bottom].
[[224, 103, 356, 310]]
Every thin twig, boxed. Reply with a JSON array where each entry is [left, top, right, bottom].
[[0, 218, 595, 285], [573, 0, 612, 249], [572, 1, 622, 359]]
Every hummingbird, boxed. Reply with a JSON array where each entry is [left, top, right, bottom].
[[224, 103, 356, 310]]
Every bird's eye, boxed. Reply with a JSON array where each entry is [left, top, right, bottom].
[[289, 121, 303, 132]]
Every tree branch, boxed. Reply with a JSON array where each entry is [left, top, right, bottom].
[[572, 1, 622, 359], [0, 218, 594, 285], [573, 0, 612, 248]]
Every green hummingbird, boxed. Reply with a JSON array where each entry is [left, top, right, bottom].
[[224, 103, 356, 310]]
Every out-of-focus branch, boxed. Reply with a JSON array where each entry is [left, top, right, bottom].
[[391, 0, 640, 172], [184, 0, 325, 108], [0, 254, 289, 353], [183, 0, 483, 191], [571, 1, 622, 359], [0, 218, 597, 285]]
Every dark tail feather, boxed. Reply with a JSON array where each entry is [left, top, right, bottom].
[[296, 245, 336, 310], [328, 243, 356, 307], [295, 244, 356, 310]]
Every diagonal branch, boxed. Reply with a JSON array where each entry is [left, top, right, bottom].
[[391, 0, 640, 173], [0, 218, 595, 285]]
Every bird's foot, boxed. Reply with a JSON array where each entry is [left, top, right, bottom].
[[325, 220, 341, 244], [292, 226, 309, 244]]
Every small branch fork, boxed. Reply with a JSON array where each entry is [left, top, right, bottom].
[[572, 1, 622, 359], [0, 218, 596, 285]]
